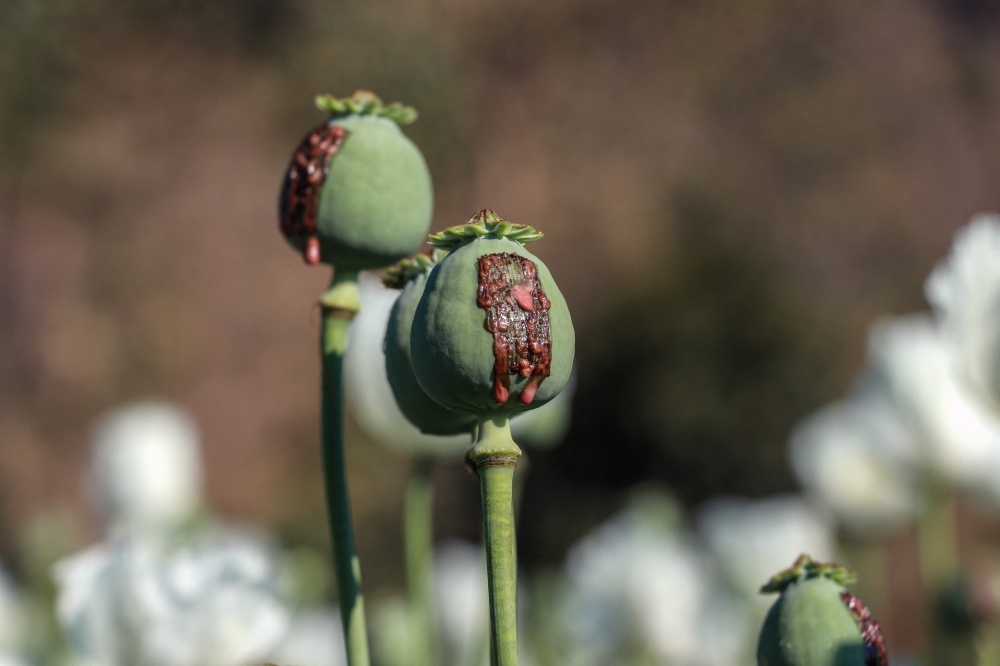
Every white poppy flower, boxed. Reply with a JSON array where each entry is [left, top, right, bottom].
[[434, 541, 487, 665], [268, 607, 345, 666], [562, 497, 735, 666], [344, 273, 471, 457], [90, 401, 202, 536], [866, 314, 1000, 489], [789, 398, 918, 534], [698, 495, 835, 603], [926, 214, 1000, 411], [54, 530, 290, 666]]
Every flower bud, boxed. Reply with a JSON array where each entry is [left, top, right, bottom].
[[757, 555, 888, 666], [279, 91, 433, 269], [410, 210, 575, 417], [383, 252, 478, 436]]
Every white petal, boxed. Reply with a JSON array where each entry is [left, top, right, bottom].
[[926, 214, 1000, 409], [698, 495, 835, 601], [789, 399, 918, 533], [343, 273, 470, 457], [89, 402, 202, 535]]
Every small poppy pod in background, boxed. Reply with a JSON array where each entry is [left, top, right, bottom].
[[279, 91, 433, 269], [757, 555, 888, 666], [383, 251, 478, 436], [409, 210, 575, 418]]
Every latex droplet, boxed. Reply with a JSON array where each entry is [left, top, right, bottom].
[[305, 237, 321, 265], [519, 376, 542, 405], [511, 284, 534, 311], [493, 375, 510, 405]]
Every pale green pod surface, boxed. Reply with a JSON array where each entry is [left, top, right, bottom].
[[510, 371, 575, 450], [410, 212, 575, 418], [279, 91, 433, 269], [385, 257, 478, 436], [757, 556, 887, 666]]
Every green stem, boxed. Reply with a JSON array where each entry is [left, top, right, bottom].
[[405, 456, 439, 666], [320, 270, 370, 666], [918, 478, 958, 590], [917, 478, 973, 666], [470, 416, 522, 666]]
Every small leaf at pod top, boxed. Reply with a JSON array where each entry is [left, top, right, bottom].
[[410, 210, 575, 418], [757, 555, 888, 666], [278, 91, 432, 270], [384, 250, 479, 437]]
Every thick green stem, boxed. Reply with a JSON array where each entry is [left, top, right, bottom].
[[405, 457, 438, 666], [320, 270, 370, 666], [470, 416, 521, 666]]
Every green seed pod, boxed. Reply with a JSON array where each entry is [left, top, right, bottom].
[[383, 251, 478, 436], [757, 555, 888, 666], [410, 210, 575, 418], [279, 91, 433, 269]]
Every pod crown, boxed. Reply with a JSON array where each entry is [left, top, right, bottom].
[[315, 90, 418, 125], [383, 249, 448, 289], [760, 554, 856, 594], [428, 210, 544, 251]]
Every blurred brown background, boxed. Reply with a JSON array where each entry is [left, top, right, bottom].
[[4, 0, 1000, 643]]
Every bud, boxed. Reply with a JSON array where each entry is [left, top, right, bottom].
[[383, 251, 478, 436], [409, 210, 575, 417], [279, 91, 433, 269], [757, 555, 887, 666]]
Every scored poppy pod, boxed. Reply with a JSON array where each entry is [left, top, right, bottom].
[[757, 555, 888, 666], [279, 91, 433, 270], [409, 210, 575, 419]]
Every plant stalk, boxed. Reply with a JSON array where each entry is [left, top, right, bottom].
[[917, 478, 958, 590], [405, 456, 439, 666], [320, 270, 370, 666], [917, 477, 974, 666], [470, 416, 521, 666]]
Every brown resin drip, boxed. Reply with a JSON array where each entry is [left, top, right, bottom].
[[840, 591, 889, 666], [476, 253, 552, 405], [279, 123, 347, 265]]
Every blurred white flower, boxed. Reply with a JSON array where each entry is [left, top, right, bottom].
[[562, 495, 747, 666], [0, 657, 30, 666], [90, 401, 202, 537], [789, 397, 918, 534], [268, 607, 345, 666], [54, 529, 290, 666], [926, 214, 1000, 411], [0, 565, 27, 658], [866, 314, 1000, 490], [698, 495, 835, 602], [344, 273, 471, 458], [434, 541, 487, 666]]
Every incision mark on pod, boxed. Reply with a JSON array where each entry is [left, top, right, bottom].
[[839, 591, 888, 666], [476, 252, 552, 405], [279, 123, 347, 265]]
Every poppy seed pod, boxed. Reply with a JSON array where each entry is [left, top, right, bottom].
[[409, 210, 575, 418], [383, 252, 478, 437], [757, 555, 888, 666], [279, 91, 433, 269]]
